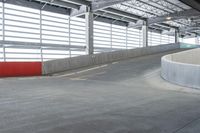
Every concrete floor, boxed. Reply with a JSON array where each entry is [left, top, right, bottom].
[[1, 50, 200, 133]]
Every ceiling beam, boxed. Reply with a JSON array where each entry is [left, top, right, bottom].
[[150, 25, 169, 31], [91, 0, 130, 11], [70, 5, 87, 16], [1, 0, 130, 27], [148, 27, 162, 34], [162, 24, 200, 35], [95, 11, 137, 23], [2, 0, 70, 15], [148, 9, 200, 25], [34, 0, 80, 9], [129, 9, 200, 28], [179, 0, 200, 12], [179, 26, 200, 33], [102, 8, 144, 20], [70, 0, 132, 16], [61, 0, 90, 6], [151, 24, 171, 31], [161, 29, 176, 35], [183, 33, 200, 38], [80, 14, 129, 26], [94, 15, 128, 26], [158, 23, 178, 30]]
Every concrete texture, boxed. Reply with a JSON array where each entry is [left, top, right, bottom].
[[42, 43, 180, 75], [161, 48, 200, 89], [171, 48, 200, 65], [1, 49, 200, 133]]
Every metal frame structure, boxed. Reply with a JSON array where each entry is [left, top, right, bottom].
[[2, 0, 199, 35], [0, 0, 199, 62], [0, 2, 86, 61]]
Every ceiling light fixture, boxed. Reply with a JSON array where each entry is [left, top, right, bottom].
[[166, 17, 172, 20]]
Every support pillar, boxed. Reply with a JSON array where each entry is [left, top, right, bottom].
[[2, 1, 5, 62], [142, 21, 148, 47], [195, 35, 199, 45], [85, 8, 93, 55], [175, 29, 179, 44]]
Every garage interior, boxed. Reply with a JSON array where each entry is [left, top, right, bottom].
[[0, 0, 200, 133]]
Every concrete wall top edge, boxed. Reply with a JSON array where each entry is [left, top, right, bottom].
[[162, 48, 200, 65]]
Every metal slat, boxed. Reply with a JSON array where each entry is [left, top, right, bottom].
[[5, 30, 40, 35], [5, 24, 40, 30], [42, 33, 69, 38], [4, 12, 39, 20], [5, 7, 39, 15], [42, 19, 68, 25], [5, 35, 40, 40], [42, 28, 68, 34], [42, 13, 69, 21], [42, 38, 69, 42]]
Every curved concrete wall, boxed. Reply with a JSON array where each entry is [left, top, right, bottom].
[[161, 48, 200, 89]]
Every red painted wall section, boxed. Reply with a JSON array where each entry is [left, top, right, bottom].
[[0, 62, 42, 77]]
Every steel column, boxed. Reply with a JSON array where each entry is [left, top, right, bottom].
[[68, 17, 71, 57], [110, 24, 113, 49], [40, 9, 43, 62], [175, 29, 179, 44], [142, 21, 148, 47], [125, 27, 128, 49], [85, 8, 94, 55], [2, 1, 5, 61]]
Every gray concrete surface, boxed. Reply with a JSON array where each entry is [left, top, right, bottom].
[[42, 43, 180, 75], [1, 49, 200, 133], [161, 48, 200, 89], [171, 48, 200, 65]]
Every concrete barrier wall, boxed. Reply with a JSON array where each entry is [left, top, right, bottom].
[[161, 48, 200, 89], [42, 43, 180, 75], [0, 62, 42, 77]]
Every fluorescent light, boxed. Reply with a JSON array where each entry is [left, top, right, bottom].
[[166, 17, 172, 20]]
